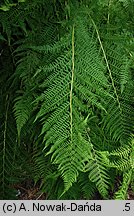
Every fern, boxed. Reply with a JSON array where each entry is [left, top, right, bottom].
[[84, 146, 110, 198], [0, 0, 134, 199], [114, 170, 132, 199], [14, 94, 33, 138], [30, 11, 112, 194], [13, 2, 134, 198], [0, 97, 18, 199], [101, 48, 134, 142], [78, 172, 97, 199]]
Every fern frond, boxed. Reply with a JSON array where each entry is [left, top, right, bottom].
[[105, 144, 131, 171], [14, 94, 33, 138], [1, 0, 133, 200], [109, 145, 131, 158], [0, 97, 18, 199], [102, 50, 134, 142], [114, 169, 132, 200], [78, 172, 97, 199], [130, 138, 134, 169], [90, 16, 134, 143], [33, 13, 110, 193], [84, 149, 110, 198]]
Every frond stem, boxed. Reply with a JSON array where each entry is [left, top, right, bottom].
[[70, 25, 75, 141], [2, 95, 9, 194], [107, 0, 112, 24]]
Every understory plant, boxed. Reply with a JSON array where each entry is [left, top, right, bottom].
[[0, 0, 134, 199]]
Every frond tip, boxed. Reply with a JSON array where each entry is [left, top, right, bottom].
[[114, 170, 132, 200], [14, 94, 33, 137]]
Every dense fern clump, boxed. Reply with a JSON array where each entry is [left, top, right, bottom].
[[0, 0, 134, 199]]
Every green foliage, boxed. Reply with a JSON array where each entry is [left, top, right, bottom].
[[14, 94, 33, 138], [0, 97, 18, 199], [0, 0, 134, 199], [114, 170, 132, 199]]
